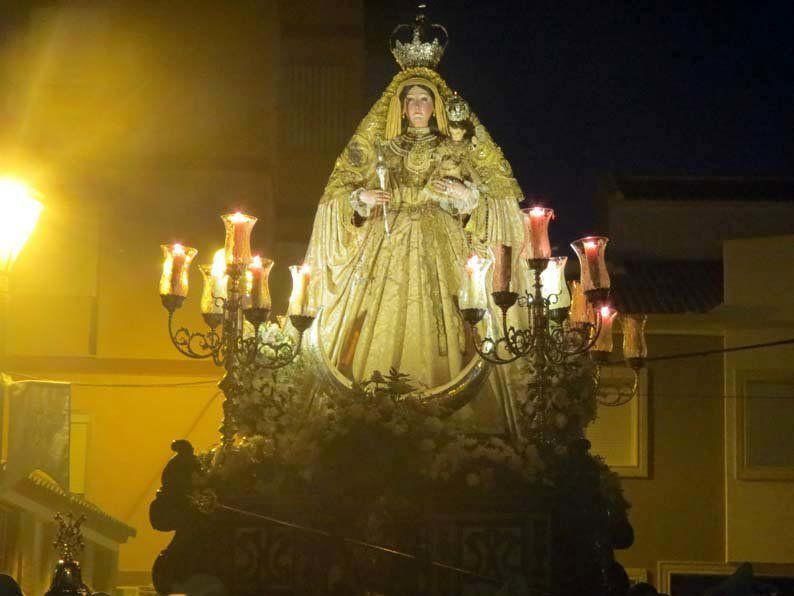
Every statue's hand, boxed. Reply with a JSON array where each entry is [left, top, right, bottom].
[[432, 178, 468, 201], [360, 189, 392, 206]]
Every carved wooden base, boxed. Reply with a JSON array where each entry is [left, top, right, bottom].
[[150, 440, 632, 596]]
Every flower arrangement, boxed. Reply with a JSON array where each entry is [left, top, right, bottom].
[[196, 323, 627, 521]]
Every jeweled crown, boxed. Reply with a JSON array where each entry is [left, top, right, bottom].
[[446, 92, 470, 123], [390, 5, 448, 71]]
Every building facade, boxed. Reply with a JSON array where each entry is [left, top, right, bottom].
[[589, 176, 794, 590], [0, 1, 365, 587]]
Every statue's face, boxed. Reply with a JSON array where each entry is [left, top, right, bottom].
[[450, 126, 465, 142], [403, 86, 434, 128]]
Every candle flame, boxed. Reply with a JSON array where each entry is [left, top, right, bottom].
[[584, 240, 597, 249], [173, 243, 185, 255], [466, 253, 482, 271], [529, 207, 546, 217], [600, 305, 613, 317], [229, 211, 252, 223], [300, 263, 311, 274], [251, 255, 263, 268]]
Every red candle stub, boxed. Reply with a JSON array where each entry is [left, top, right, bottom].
[[492, 244, 512, 292], [171, 243, 186, 292], [585, 241, 600, 286]]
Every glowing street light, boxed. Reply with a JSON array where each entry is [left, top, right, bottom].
[[0, 178, 43, 276], [0, 177, 43, 359]]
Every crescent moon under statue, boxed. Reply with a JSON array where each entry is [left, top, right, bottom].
[[306, 310, 491, 416]]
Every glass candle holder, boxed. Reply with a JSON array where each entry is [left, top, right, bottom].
[[160, 243, 197, 297], [571, 236, 610, 292], [593, 305, 618, 352], [288, 264, 313, 316], [460, 253, 491, 310], [520, 207, 554, 259], [199, 265, 225, 315], [210, 248, 228, 299], [622, 314, 648, 360], [540, 256, 568, 304], [568, 280, 589, 326], [245, 255, 274, 310], [222, 212, 257, 266]]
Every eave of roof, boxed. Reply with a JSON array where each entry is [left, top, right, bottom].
[[11, 472, 136, 543], [608, 260, 723, 315]]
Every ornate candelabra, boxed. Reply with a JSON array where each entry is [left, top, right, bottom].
[[159, 212, 316, 445], [459, 206, 647, 441], [46, 512, 89, 596]]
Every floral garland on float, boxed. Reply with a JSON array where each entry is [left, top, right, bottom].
[[191, 323, 628, 524]]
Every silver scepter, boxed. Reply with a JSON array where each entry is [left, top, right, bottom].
[[375, 144, 391, 239]]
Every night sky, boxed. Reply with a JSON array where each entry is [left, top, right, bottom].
[[365, 1, 793, 241]]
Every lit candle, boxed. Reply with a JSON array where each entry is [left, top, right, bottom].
[[568, 280, 588, 326], [540, 256, 568, 300], [210, 248, 228, 299], [247, 255, 274, 310], [200, 265, 223, 315], [159, 243, 197, 297], [622, 314, 648, 360], [520, 206, 554, 259], [594, 306, 618, 352], [460, 253, 491, 310], [571, 236, 610, 292], [492, 244, 512, 292], [221, 212, 257, 265], [288, 264, 312, 316]]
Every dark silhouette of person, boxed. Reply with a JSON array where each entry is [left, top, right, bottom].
[[0, 574, 23, 596]]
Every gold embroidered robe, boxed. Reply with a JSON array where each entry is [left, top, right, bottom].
[[305, 67, 529, 435], [315, 128, 479, 386]]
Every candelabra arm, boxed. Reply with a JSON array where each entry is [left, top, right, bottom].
[[557, 307, 603, 357], [167, 310, 223, 360], [595, 364, 640, 407], [250, 328, 307, 370], [468, 322, 525, 365]]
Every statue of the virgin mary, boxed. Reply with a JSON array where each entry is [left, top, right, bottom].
[[305, 12, 529, 433]]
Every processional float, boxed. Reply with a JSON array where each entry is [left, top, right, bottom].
[[151, 7, 646, 596]]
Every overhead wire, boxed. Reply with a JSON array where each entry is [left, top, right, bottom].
[[1, 336, 791, 391]]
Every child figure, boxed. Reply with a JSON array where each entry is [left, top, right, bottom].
[[430, 92, 481, 215]]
